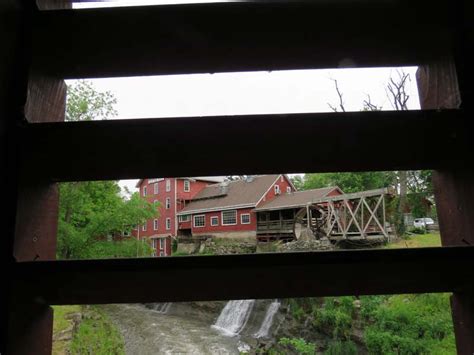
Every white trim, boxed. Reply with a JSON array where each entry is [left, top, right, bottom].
[[286, 186, 292, 193], [143, 185, 147, 197], [174, 178, 178, 237], [166, 197, 171, 209], [179, 215, 191, 222], [177, 203, 255, 216], [166, 217, 171, 230], [241, 213, 251, 224], [210, 216, 219, 226], [166, 179, 171, 192], [142, 223, 147, 232], [221, 210, 237, 226], [154, 183, 159, 194], [193, 214, 206, 228], [184, 179, 190, 192], [274, 184, 281, 195], [255, 175, 282, 206], [153, 219, 158, 230]]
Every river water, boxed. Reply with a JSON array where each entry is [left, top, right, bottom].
[[103, 303, 242, 354]]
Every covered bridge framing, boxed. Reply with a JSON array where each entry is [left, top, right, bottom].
[[2, 0, 473, 354]]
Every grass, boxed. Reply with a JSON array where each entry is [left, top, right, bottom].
[[70, 306, 125, 355], [53, 305, 125, 355], [52, 305, 81, 355], [387, 232, 441, 248]]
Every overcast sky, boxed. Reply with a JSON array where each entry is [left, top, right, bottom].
[[72, 1, 421, 195]]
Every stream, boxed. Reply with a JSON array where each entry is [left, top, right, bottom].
[[103, 303, 242, 354], [102, 300, 281, 354]]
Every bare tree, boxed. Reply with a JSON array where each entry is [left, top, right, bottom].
[[363, 94, 381, 111], [327, 79, 346, 112], [386, 70, 410, 111]]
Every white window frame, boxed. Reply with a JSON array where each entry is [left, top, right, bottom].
[[159, 250, 165, 257], [166, 197, 171, 209], [241, 213, 251, 225], [142, 223, 147, 232], [143, 186, 147, 197], [152, 238, 158, 256], [193, 215, 205, 228], [166, 217, 171, 230], [287, 186, 292, 193], [166, 179, 171, 192], [184, 179, 190, 192], [179, 215, 190, 222], [274, 185, 280, 195], [221, 210, 237, 226], [153, 219, 158, 230], [159, 238, 165, 249], [122, 230, 131, 237], [210, 216, 219, 226], [154, 183, 159, 194]]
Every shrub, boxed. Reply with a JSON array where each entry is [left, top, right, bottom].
[[409, 227, 426, 235], [325, 340, 358, 355], [313, 297, 355, 340], [364, 294, 455, 354], [278, 337, 316, 355]]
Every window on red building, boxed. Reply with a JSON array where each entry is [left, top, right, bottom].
[[166, 179, 171, 192], [241, 214, 251, 225], [184, 180, 190, 192], [154, 183, 159, 194], [143, 186, 147, 197], [166, 198, 171, 209], [153, 219, 158, 230], [166, 218, 171, 230], [211, 216, 219, 226], [222, 210, 237, 225], [193, 215, 205, 227]]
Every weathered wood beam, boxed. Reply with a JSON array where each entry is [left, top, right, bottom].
[[31, 1, 453, 78], [18, 109, 471, 182], [11, 246, 474, 305]]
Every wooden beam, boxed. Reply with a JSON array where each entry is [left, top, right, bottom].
[[11, 246, 474, 305], [18, 109, 471, 182], [31, 1, 453, 78]]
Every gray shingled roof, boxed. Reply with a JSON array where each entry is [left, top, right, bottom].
[[254, 187, 341, 211], [177, 175, 281, 214]]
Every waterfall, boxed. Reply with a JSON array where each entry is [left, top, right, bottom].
[[211, 300, 255, 336], [254, 300, 281, 339], [152, 302, 172, 314]]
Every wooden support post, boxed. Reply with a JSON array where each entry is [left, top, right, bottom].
[[417, 57, 474, 354]]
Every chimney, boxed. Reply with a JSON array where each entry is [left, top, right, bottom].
[[219, 181, 229, 194]]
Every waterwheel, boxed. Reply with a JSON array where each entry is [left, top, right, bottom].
[[293, 205, 327, 240]]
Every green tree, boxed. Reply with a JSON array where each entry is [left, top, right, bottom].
[[303, 171, 395, 193], [66, 80, 117, 121], [58, 81, 157, 259]]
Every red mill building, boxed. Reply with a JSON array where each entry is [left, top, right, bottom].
[[133, 175, 341, 256]]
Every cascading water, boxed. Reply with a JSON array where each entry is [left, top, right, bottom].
[[152, 302, 172, 314], [253, 300, 281, 339], [211, 300, 256, 336]]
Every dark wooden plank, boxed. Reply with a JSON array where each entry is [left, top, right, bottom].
[[417, 59, 474, 354], [11, 246, 474, 305], [18, 109, 472, 182], [31, 1, 454, 78]]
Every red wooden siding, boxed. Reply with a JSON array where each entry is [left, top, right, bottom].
[[190, 208, 256, 234]]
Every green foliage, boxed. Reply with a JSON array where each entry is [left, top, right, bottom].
[[66, 80, 117, 121], [172, 237, 178, 253], [278, 337, 317, 355], [57, 182, 158, 259], [409, 227, 426, 235], [325, 340, 358, 355], [70, 306, 124, 355], [303, 172, 394, 193], [363, 294, 455, 355], [290, 175, 305, 190], [313, 297, 355, 340]]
